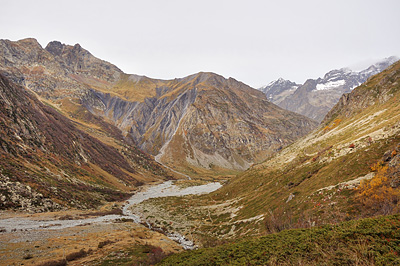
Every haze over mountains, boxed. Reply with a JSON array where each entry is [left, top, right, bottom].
[[260, 56, 398, 121], [0, 38, 317, 174]]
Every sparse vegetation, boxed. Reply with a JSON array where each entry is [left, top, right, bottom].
[[98, 240, 114, 248], [36, 259, 67, 266], [99, 244, 168, 266], [159, 214, 400, 265], [66, 248, 89, 261], [358, 160, 400, 216]]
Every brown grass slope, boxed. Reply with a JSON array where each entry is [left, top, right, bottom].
[[213, 59, 400, 234]]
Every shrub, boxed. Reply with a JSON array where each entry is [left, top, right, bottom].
[[98, 239, 114, 248], [23, 254, 33, 260], [358, 161, 400, 215], [36, 259, 67, 266], [66, 248, 87, 261]]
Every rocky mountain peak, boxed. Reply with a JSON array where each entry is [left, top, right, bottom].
[[44, 41, 65, 56], [261, 57, 399, 122], [16, 38, 42, 48], [259, 78, 300, 104]]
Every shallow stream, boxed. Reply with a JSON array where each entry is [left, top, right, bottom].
[[0, 180, 221, 249]]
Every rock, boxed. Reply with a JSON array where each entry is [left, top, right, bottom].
[[286, 193, 295, 203]]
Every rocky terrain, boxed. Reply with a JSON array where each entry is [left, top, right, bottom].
[[0, 38, 318, 174], [259, 78, 300, 105], [260, 56, 398, 121], [0, 72, 172, 211]]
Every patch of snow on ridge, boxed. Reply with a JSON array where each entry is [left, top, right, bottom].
[[315, 80, 346, 91], [350, 83, 361, 90]]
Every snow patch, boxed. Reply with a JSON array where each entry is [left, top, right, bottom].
[[315, 80, 346, 91]]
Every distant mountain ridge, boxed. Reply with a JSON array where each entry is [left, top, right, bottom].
[[0, 38, 318, 174], [259, 56, 399, 121], [259, 78, 301, 105]]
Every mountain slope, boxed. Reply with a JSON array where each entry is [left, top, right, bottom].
[[216, 59, 400, 233], [0, 73, 172, 212], [140, 60, 400, 245], [85, 72, 318, 173], [0, 38, 318, 174], [260, 57, 398, 121], [160, 214, 400, 265]]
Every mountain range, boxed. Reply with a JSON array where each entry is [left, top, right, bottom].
[[146, 58, 400, 262], [260, 56, 398, 121], [0, 38, 317, 176]]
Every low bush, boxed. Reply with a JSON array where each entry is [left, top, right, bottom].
[[36, 259, 67, 266], [66, 248, 87, 261], [98, 239, 114, 248]]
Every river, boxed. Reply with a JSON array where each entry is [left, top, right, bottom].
[[0, 180, 222, 249]]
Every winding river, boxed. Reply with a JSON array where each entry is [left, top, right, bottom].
[[0, 180, 222, 249]]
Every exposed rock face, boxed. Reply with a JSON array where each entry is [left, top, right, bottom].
[[0, 38, 318, 172], [84, 72, 318, 170], [0, 72, 170, 210], [0, 38, 122, 99], [259, 57, 399, 122], [259, 78, 300, 105], [323, 60, 400, 124]]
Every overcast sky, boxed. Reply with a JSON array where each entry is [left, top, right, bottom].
[[2, 0, 399, 88]]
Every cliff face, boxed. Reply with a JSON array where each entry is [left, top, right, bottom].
[[323, 61, 400, 124], [0, 38, 318, 172]]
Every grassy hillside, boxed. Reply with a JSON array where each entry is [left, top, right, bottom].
[[159, 214, 400, 265], [132, 61, 400, 247]]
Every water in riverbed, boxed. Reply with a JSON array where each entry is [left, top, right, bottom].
[[0, 180, 222, 249]]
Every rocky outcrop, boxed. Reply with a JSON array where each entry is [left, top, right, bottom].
[[0, 38, 122, 100], [0, 175, 60, 213], [323, 60, 400, 124]]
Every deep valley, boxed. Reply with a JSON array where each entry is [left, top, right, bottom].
[[0, 38, 399, 265]]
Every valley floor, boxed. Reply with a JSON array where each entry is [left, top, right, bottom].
[[0, 209, 182, 266], [0, 180, 222, 265]]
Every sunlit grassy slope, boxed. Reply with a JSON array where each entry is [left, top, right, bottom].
[[208, 60, 400, 234]]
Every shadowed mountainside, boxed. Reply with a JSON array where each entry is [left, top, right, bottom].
[[0, 73, 172, 211]]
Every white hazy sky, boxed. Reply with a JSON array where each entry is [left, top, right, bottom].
[[2, 0, 400, 88]]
